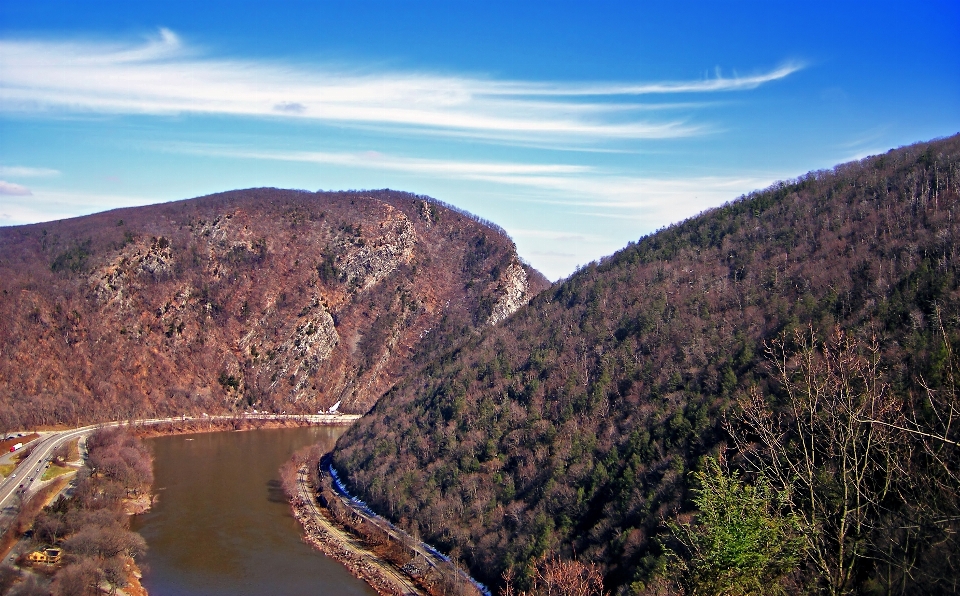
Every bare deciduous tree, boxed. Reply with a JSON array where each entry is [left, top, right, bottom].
[[501, 553, 606, 596], [51, 559, 101, 596], [101, 556, 129, 596], [8, 573, 50, 596], [733, 327, 899, 596]]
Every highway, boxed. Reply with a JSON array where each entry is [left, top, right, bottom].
[[0, 413, 360, 532], [0, 426, 93, 528]]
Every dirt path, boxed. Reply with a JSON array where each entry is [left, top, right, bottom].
[[294, 466, 425, 596]]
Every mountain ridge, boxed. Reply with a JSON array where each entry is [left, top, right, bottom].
[[332, 135, 960, 594], [0, 188, 549, 429]]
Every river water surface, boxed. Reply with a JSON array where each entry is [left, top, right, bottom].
[[131, 426, 376, 596]]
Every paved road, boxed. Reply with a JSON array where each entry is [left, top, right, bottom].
[[0, 427, 90, 528], [0, 413, 360, 532]]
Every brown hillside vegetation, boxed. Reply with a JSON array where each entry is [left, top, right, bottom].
[[0, 189, 548, 428], [332, 135, 960, 594]]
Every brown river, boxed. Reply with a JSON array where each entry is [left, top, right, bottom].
[[131, 426, 376, 596]]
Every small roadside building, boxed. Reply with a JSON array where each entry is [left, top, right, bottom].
[[27, 547, 61, 565]]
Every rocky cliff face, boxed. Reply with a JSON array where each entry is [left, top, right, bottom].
[[0, 189, 549, 427], [486, 260, 530, 326]]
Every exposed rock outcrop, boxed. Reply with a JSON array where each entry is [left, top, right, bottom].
[[486, 260, 530, 326], [338, 208, 415, 292], [0, 189, 550, 426]]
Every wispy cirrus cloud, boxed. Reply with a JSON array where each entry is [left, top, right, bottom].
[[0, 28, 800, 144], [0, 180, 32, 195], [173, 144, 593, 177], [0, 166, 61, 177], [487, 63, 805, 96], [0, 187, 166, 227], [174, 143, 779, 225]]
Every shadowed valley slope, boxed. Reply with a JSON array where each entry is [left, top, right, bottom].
[[333, 135, 960, 594]]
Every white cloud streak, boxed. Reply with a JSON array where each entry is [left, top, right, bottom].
[[0, 188, 166, 227], [0, 203, 71, 226], [174, 144, 593, 177], [486, 63, 805, 96], [0, 166, 61, 177], [175, 143, 778, 228], [0, 29, 800, 144], [0, 180, 32, 195]]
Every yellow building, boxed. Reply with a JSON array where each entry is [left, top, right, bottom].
[[27, 547, 61, 565]]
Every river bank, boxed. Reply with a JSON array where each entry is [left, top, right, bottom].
[[1, 429, 152, 595], [1, 417, 367, 594], [132, 426, 375, 596], [129, 419, 364, 596], [286, 453, 488, 596], [291, 464, 424, 595], [129, 414, 357, 438]]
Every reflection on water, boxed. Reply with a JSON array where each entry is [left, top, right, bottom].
[[131, 426, 376, 596]]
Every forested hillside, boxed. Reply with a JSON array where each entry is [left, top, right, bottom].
[[333, 135, 960, 594], [0, 189, 548, 428]]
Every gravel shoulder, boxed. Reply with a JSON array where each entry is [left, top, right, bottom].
[[293, 465, 426, 596]]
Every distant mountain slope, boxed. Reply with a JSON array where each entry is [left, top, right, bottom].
[[332, 135, 960, 592], [0, 189, 548, 427]]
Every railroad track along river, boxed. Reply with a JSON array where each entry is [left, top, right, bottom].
[[295, 465, 425, 596]]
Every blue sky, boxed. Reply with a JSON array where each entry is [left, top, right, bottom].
[[1, 1, 958, 280]]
